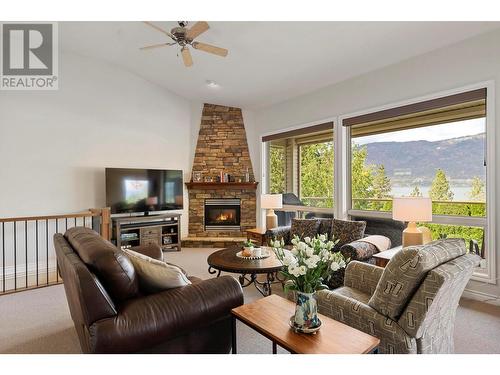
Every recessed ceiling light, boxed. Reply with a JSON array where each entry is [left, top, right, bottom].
[[206, 80, 219, 88]]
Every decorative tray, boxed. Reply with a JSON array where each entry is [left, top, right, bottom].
[[236, 248, 272, 260], [289, 316, 322, 334]]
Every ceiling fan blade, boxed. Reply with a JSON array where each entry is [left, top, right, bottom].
[[143, 21, 176, 41], [181, 47, 193, 67], [186, 21, 209, 40], [139, 43, 170, 50], [192, 42, 228, 57]]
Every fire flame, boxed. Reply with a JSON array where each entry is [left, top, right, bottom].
[[216, 212, 234, 222]]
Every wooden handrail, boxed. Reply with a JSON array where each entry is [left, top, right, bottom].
[[0, 208, 112, 241], [0, 211, 94, 223]]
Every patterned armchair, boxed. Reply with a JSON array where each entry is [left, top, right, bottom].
[[316, 238, 480, 354]]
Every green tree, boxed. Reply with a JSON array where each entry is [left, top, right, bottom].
[[410, 185, 423, 197], [429, 169, 454, 201], [269, 145, 285, 194], [469, 176, 485, 202], [299, 141, 334, 208], [351, 144, 375, 210], [371, 165, 392, 210]]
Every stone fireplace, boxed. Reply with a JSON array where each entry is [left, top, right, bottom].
[[183, 104, 257, 248]]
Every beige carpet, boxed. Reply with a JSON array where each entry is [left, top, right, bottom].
[[0, 247, 499, 354]]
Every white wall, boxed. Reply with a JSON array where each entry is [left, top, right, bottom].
[[0, 51, 192, 236], [252, 28, 500, 302]]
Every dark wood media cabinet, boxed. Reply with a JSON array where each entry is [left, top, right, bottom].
[[112, 213, 181, 252]]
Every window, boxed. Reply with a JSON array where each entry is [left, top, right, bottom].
[[344, 87, 490, 278], [263, 122, 334, 210], [350, 118, 486, 218], [269, 144, 286, 194], [299, 140, 334, 208]]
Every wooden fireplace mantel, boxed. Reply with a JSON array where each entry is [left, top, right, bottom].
[[185, 182, 259, 190]]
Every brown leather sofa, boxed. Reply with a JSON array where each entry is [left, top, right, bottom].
[[54, 227, 243, 354]]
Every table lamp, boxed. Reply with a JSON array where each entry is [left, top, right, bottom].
[[261, 194, 283, 230], [392, 197, 432, 248]]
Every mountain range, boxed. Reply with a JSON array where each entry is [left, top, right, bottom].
[[363, 133, 486, 183]]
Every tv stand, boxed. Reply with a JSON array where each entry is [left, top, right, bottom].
[[112, 213, 181, 252]]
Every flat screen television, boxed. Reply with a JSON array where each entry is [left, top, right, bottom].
[[105, 168, 183, 214]]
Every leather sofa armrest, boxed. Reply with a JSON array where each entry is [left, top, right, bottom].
[[130, 243, 163, 261], [89, 276, 243, 353], [265, 226, 291, 245], [344, 261, 384, 296]]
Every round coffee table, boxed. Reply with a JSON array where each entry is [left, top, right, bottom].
[[207, 246, 284, 296]]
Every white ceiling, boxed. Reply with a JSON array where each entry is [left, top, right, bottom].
[[60, 22, 500, 109]]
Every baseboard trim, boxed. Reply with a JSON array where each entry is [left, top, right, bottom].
[[462, 288, 500, 306]]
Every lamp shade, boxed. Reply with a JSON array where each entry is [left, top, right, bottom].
[[261, 194, 283, 209], [392, 197, 432, 222]]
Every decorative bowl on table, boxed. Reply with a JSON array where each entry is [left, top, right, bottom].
[[236, 247, 272, 260], [289, 316, 322, 334]]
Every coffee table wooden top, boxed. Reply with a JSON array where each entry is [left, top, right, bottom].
[[207, 246, 283, 274], [231, 295, 380, 354]]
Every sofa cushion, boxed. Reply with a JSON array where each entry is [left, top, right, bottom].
[[290, 218, 320, 240], [331, 218, 366, 249], [65, 227, 139, 302], [124, 249, 191, 293], [368, 238, 466, 320]]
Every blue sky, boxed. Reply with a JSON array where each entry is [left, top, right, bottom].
[[355, 118, 485, 145]]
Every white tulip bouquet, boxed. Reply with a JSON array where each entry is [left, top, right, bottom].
[[271, 234, 347, 294]]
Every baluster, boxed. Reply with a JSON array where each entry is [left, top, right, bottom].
[[14, 222, 17, 290], [36, 220, 39, 287], [46, 219, 49, 285], [56, 219, 59, 282], [2, 222, 5, 293], [25, 220, 28, 288]]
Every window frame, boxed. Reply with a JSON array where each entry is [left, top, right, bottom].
[[340, 81, 496, 284]]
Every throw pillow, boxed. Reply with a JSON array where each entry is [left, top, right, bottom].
[[340, 241, 378, 261], [317, 218, 334, 239], [290, 218, 320, 240], [124, 249, 191, 293], [331, 218, 366, 249]]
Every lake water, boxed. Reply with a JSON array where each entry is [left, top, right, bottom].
[[392, 186, 472, 201]]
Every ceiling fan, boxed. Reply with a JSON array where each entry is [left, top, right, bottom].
[[140, 21, 228, 67]]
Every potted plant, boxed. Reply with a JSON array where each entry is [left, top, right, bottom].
[[242, 239, 255, 257], [271, 234, 347, 332]]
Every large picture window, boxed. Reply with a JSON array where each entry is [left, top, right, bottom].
[[344, 88, 490, 277]]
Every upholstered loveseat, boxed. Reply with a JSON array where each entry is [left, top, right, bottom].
[[315, 238, 480, 353]]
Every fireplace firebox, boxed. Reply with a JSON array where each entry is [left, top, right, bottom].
[[204, 199, 241, 231]]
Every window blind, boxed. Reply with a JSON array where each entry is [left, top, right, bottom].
[[262, 122, 333, 142], [343, 88, 486, 138]]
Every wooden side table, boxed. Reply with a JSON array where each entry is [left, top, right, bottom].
[[373, 245, 402, 267], [246, 228, 267, 246]]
